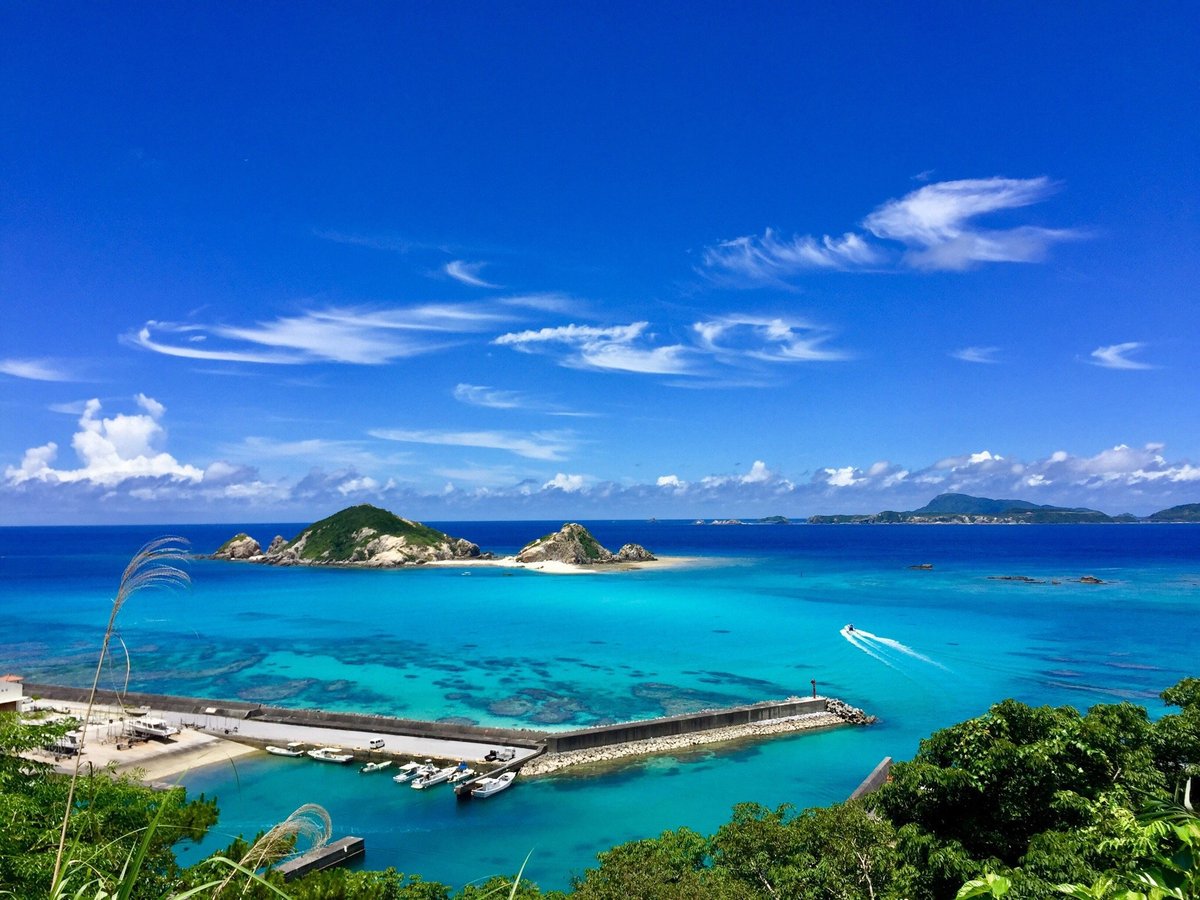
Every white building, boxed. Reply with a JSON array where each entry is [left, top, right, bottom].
[[0, 675, 25, 713]]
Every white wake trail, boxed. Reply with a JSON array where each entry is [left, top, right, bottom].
[[852, 629, 947, 670], [840, 627, 899, 670]]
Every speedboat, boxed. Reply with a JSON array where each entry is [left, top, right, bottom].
[[393, 761, 433, 784], [360, 760, 393, 773], [306, 746, 354, 763], [265, 742, 305, 757], [411, 765, 458, 789], [470, 771, 516, 798]]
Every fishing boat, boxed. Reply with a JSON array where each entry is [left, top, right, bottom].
[[447, 764, 476, 784], [359, 759, 393, 774], [411, 765, 458, 789], [470, 771, 516, 798], [128, 717, 179, 740], [265, 741, 305, 757], [392, 761, 433, 784], [306, 746, 354, 763]]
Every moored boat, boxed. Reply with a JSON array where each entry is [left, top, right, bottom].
[[265, 741, 306, 757], [447, 763, 476, 784], [393, 761, 433, 784], [307, 746, 354, 763], [470, 771, 517, 798], [360, 759, 393, 773], [411, 765, 458, 789]]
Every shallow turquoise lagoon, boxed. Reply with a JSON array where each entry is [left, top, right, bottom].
[[2, 521, 1197, 889]]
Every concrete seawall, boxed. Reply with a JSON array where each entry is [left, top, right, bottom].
[[24, 683, 545, 750], [542, 697, 828, 752], [26, 684, 862, 770]]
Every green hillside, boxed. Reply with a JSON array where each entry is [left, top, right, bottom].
[[286, 504, 450, 561]]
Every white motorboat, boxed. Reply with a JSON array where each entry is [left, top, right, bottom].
[[392, 761, 433, 784], [411, 765, 458, 789], [307, 746, 354, 763], [360, 760, 393, 773], [447, 765, 476, 784], [265, 742, 306, 757], [470, 771, 516, 798], [129, 717, 179, 740]]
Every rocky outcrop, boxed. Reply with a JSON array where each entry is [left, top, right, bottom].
[[825, 697, 876, 725], [213, 505, 489, 569], [211, 534, 261, 560], [615, 543, 657, 562], [515, 525, 657, 566], [517, 523, 614, 565]]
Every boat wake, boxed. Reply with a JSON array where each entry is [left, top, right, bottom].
[[840, 625, 949, 672]]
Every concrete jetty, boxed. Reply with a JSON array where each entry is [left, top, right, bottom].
[[25, 683, 873, 780], [275, 836, 365, 881]]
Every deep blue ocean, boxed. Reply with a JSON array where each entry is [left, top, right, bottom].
[[2, 521, 1197, 890]]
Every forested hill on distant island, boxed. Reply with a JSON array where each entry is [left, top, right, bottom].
[[808, 493, 1199, 524]]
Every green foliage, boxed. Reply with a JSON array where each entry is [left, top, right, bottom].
[[288, 505, 451, 560], [214, 533, 253, 553]]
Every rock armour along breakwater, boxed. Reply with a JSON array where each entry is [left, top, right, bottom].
[[521, 699, 875, 776]]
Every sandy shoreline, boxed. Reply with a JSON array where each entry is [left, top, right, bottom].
[[521, 711, 849, 776], [426, 554, 703, 574]]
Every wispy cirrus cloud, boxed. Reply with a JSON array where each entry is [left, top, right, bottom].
[[702, 176, 1081, 285], [129, 304, 515, 366], [952, 346, 1002, 364], [693, 315, 849, 363], [445, 260, 500, 288], [494, 322, 694, 375], [0, 358, 77, 382], [369, 427, 577, 461], [1090, 342, 1155, 370]]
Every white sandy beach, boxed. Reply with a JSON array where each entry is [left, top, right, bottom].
[[426, 554, 702, 574]]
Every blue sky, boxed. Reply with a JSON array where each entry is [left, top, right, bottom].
[[2, 3, 1197, 524]]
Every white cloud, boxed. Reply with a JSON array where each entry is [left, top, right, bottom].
[[823, 466, 864, 487], [4, 396, 203, 487], [0, 358, 75, 382], [370, 427, 575, 461], [494, 322, 694, 375], [693, 316, 849, 363], [453, 384, 528, 409], [445, 260, 499, 288], [337, 475, 381, 495], [701, 230, 882, 284], [700, 176, 1079, 283], [130, 304, 514, 366], [543, 473, 587, 492], [952, 346, 1001, 364], [656, 474, 686, 489], [1090, 342, 1155, 370]]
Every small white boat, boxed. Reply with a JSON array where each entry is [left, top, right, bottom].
[[411, 765, 458, 790], [392, 762, 433, 784], [447, 765, 476, 784], [129, 717, 179, 740], [265, 742, 305, 757], [307, 746, 354, 763], [470, 771, 516, 798], [360, 760, 393, 773]]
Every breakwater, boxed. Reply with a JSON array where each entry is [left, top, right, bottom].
[[541, 696, 829, 753], [24, 683, 544, 750]]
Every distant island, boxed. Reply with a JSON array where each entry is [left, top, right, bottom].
[[807, 492, 1199, 524], [212, 505, 656, 570]]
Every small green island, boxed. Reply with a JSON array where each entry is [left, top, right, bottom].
[[213, 506, 655, 569]]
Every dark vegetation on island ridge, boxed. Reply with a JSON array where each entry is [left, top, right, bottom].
[[212, 505, 655, 567], [6, 679, 1198, 898], [696, 494, 1200, 525]]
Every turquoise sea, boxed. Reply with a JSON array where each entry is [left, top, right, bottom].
[[2, 521, 1198, 889]]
